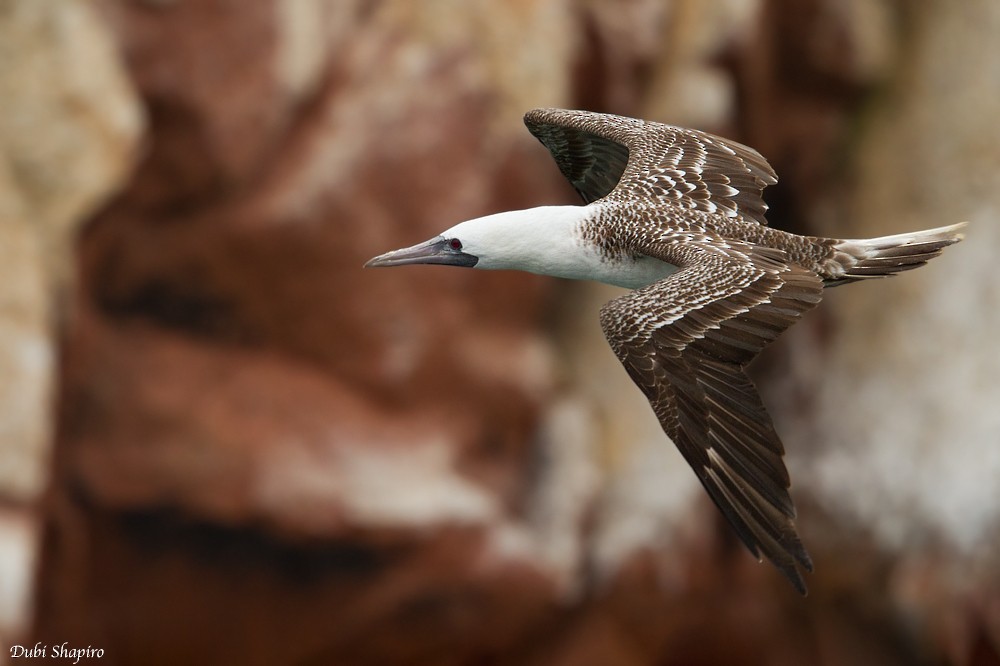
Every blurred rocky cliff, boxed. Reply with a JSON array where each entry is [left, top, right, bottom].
[[0, 0, 143, 645], [1, 0, 997, 664]]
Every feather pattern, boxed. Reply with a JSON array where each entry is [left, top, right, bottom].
[[525, 108, 777, 225], [600, 242, 823, 593], [521, 108, 964, 594]]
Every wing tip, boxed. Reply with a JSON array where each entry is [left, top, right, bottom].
[[780, 563, 810, 596], [702, 461, 814, 595], [763, 542, 812, 595]]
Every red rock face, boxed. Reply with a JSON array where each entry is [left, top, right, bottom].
[[41, 2, 568, 663], [32, 1, 999, 665]]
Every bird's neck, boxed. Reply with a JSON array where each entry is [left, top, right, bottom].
[[447, 205, 678, 288], [451, 205, 596, 276], [482, 205, 684, 288]]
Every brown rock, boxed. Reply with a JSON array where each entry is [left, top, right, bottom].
[[0, 0, 141, 645], [0, 0, 141, 500]]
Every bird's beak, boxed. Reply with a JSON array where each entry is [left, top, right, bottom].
[[364, 236, 478, 268]]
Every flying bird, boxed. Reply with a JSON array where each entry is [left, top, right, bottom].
[[365, 108, 966, 594]]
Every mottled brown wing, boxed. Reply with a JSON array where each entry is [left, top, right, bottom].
[[524, 108, 777, 224], [599, 241, 823, 593]]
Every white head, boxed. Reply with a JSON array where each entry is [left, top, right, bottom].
[[366, 205, 595, 280]]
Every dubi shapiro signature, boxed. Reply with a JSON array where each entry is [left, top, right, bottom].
[[9, 643, 105, 663]]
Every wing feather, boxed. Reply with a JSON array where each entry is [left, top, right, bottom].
[[600, 241, 822, 593], [525, 108, 777, 225]]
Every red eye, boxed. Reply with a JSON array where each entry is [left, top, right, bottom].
[[449, 239, 462, 251]]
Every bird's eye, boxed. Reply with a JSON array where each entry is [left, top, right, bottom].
[[449, 238, 463, 251]]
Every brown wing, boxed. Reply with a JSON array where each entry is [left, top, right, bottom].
[[599, 240, 823, 593], [524, 108, 777, 224]]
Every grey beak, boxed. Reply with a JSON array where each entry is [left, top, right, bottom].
[[365, 236, 478, 268]]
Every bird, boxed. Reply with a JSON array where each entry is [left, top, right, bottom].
[[365, 108, 966, 594]]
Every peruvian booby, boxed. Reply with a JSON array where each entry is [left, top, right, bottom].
[[365, 108, 966, 594]]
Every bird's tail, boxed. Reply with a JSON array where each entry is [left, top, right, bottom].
[[821, 222, 967, 286]]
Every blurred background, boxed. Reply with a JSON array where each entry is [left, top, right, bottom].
[[1, 0, 998, 664]]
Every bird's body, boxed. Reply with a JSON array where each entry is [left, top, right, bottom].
[[366, 109, 966, 594]]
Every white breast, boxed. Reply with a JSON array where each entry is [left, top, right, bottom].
[[587, 253, 680, 289]]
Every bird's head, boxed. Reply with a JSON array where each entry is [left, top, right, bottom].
[[365, 206, 587, 273], [364, 226, 481, 270]]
